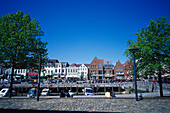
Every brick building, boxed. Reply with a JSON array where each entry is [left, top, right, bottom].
[[114, 60, 133, 79], [89, 57, 114, 79], [89, 57, 104, 79]]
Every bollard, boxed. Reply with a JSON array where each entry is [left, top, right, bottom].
[[97, 85, 99, 95]]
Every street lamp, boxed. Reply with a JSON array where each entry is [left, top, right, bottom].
[[129, 48, 139, 101], [37, 48, 45, 101]]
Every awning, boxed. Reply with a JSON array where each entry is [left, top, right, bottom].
[[28, 74, 38, 77]]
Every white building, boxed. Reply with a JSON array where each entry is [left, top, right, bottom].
[[66, 64, 79, 79], [54, 62, 69, 78], [5, 68, 27, 76], [44, 59, 58, 77], [78, 64, 89, 80]]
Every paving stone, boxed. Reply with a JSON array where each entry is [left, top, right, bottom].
[[0, 98, 170, 112]]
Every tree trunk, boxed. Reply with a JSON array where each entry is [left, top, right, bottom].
[[9, 62, 15, 98], [158, 72, 163, 97]]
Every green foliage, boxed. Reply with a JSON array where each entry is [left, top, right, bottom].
[[80, 72, 84, 79], [0, 11, 48, 69], [0, 11, 48, 97], [125, 17, 170, 76]]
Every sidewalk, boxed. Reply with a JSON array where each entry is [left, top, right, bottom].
[[4, 91, 170, 99], [0, 92, 170, 113]]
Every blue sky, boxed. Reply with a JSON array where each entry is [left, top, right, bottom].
[[1, 0, 170, 65]]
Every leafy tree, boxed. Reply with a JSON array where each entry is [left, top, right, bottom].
[[80, 72, 84, 79], [125, 17, 170, 97], [0, 11, 48, 97], [88, 73, 92, 80]]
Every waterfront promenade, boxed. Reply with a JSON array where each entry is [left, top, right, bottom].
[[0, 92, 170, 113]]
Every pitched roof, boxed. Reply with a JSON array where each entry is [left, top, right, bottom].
[[99, 59, 104, 65], [70, 63, 79, 67]]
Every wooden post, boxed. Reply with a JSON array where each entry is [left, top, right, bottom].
[[21, 88, 23, 96], [104, 85, 106, 93], [112, 86, 113, 92], [17, 87, 20, 96], [97, 85, 99, 95], [92, 85, 95, 95], [57, 86, 59, 95], [84, 85, 85, 95], [76, 86, 78, 95], [70, 85, 72, 91]]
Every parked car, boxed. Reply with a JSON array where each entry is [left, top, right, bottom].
[[0, 88, 9, 97], [82, 88, 94, 96], [0, 88, 16, 97], [41, 88, 50, 96], [27, 88, 36, 98], [68, 90, 74, 97]]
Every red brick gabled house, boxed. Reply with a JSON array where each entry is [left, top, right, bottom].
[[123, 60, 133, 79], [89, 57, 104, 78], [114, 60, 133, 79], [114, 60, 125, 79]]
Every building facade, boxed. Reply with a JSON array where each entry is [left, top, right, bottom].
[[54, 62, 69, 78], [66, 64, 79, 79], [44, 59, 59, 77], [78, 64, 89, 79], [114, 60, 133, 79], [89, 57, 104, 79]]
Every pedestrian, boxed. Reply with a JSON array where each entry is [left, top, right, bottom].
[[152, 83, 154, 92], [66, 91, 70, 97], [110, 91, 116, 97], [60, 90, 65, 98]]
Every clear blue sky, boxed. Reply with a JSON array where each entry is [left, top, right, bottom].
[[1, 0, 170, 65]]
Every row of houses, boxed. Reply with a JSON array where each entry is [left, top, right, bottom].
[[0, 57, 133, 80]]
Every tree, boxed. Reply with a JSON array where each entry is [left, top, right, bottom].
[[80, 72, 84, 79], [124, 17, 170, 97], [0, 11, 48, 97], [88, 73, 92, 80]]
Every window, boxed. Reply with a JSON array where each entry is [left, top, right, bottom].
[[55, 65, 58, 68], [55, 69, 57, 72], [116, 68, 123, 71], [99, 70, 103, 74], [98, 63, 102, 69], [23, 69, 25, 73], [59, 69, 60, 73]]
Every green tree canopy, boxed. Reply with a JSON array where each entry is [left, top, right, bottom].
[[124, 17, 170, 97], [0, 11, 48, 97]]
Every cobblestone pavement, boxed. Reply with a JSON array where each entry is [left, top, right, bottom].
[[0, 98, 170, 113]]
